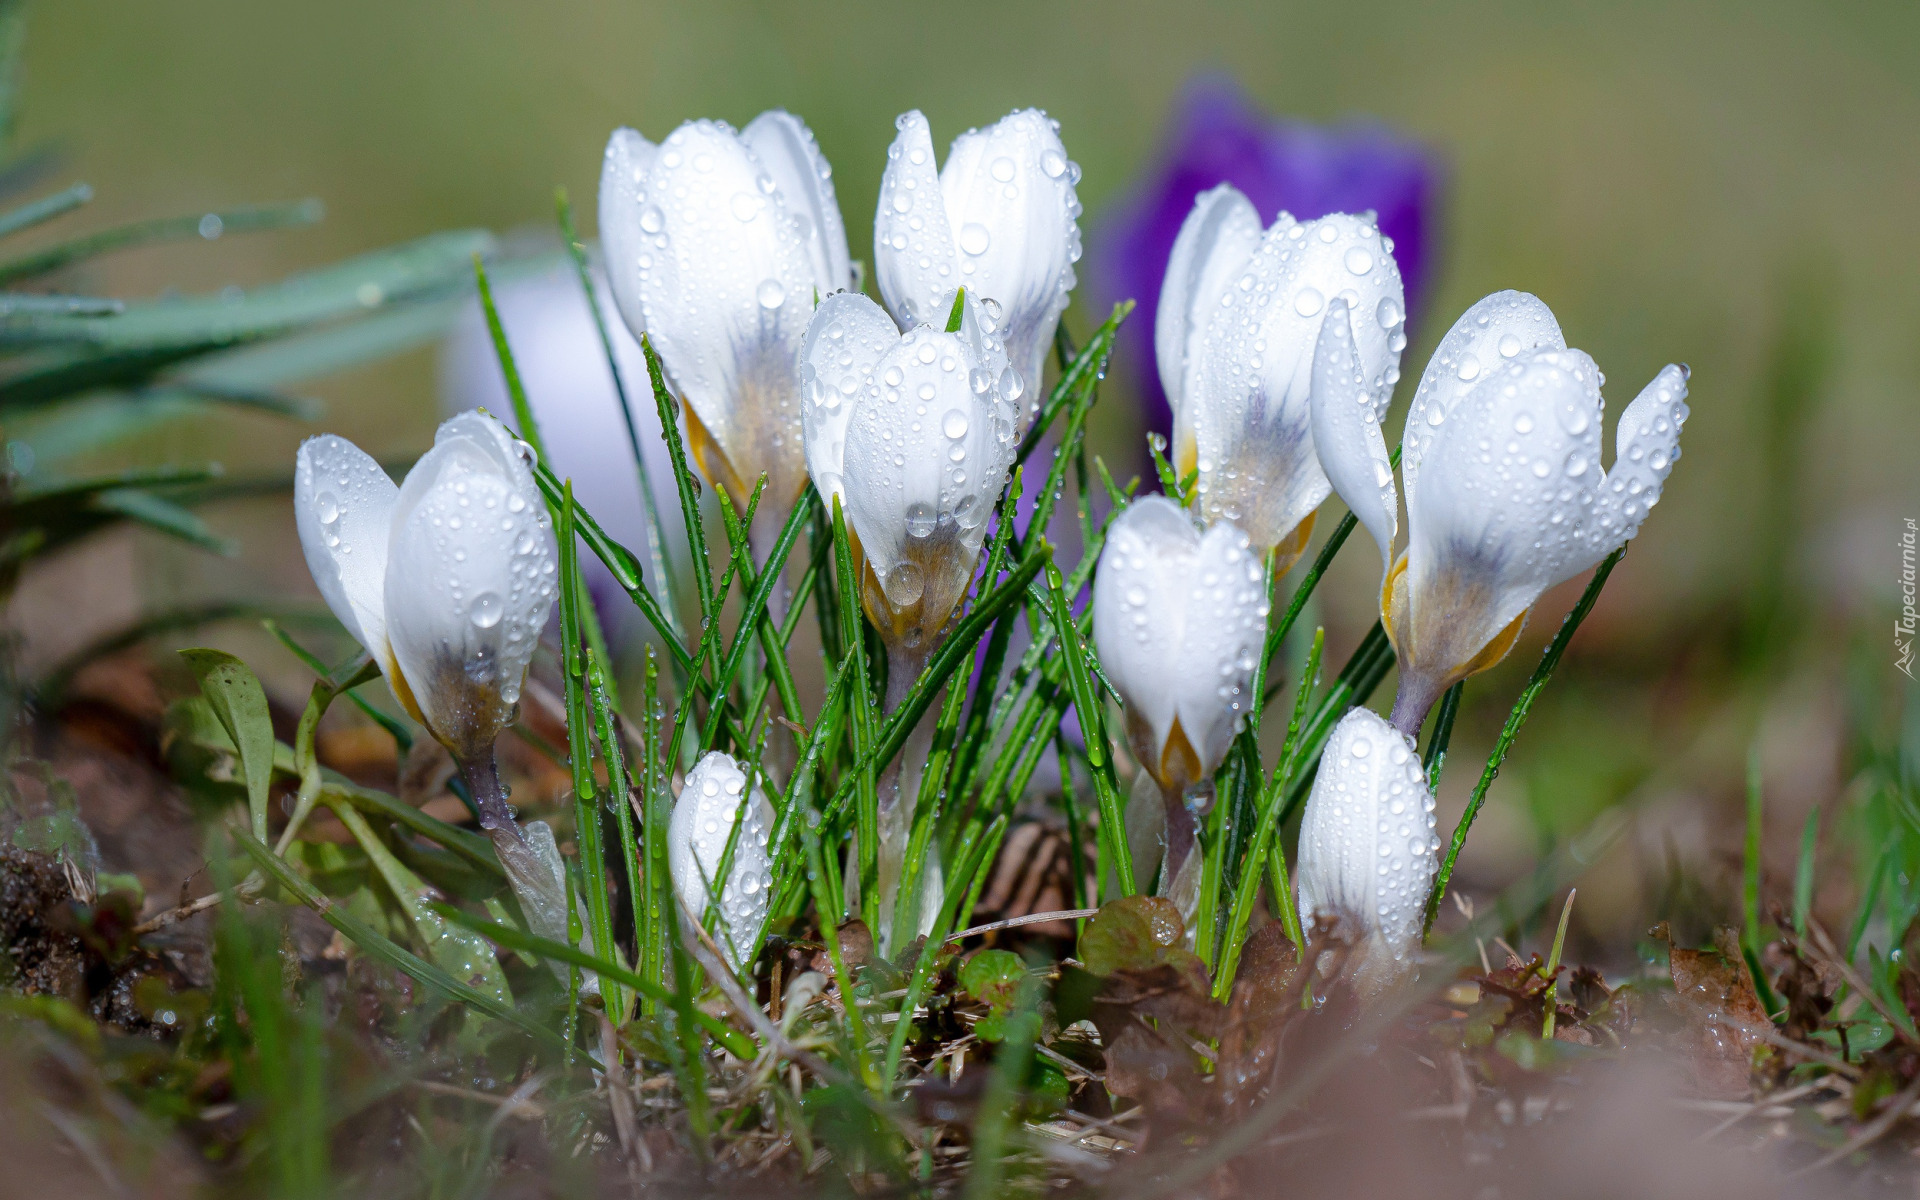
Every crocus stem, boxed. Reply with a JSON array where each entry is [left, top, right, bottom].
[[875, 644, 934, 949], [459, 748, 571, 948], [1388, 671, 1444, 742]]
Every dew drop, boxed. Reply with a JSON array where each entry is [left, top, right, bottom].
[[1376, 297, 1402, 329], [1457, 353, 1481, 382], [470, 592, 504, 630], [1344, 246, 1374, 275], [1293, 287, 1324, 317], [756, 279, 786, 309], [1499, 333, 1523, 358], [638, 205, 665, 234], [729, 191, 763, 222], [904, 502, 936, 538], [884, 561, 925, 605], [959, 223, 991, 256], [942, 409, 969, 439], [1351, 738, 1372, 759], [1041, 148, 1067, 178], [315, 491, 340, 524]]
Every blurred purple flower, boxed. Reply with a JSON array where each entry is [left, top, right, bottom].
[[1094, 74, 1442, 444]]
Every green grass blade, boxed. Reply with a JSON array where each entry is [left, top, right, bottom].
[[1422, 546, 1626, 937], [883, 813, 1007, 1085], [1794, 805, 1821, 937], [0, 199, 323, 286], [832, 497, 881, 928], [1424, 681, 1464, 791], [640, 334, 717, 645], [0, 181, 90, 240], [234, 831, 569, 1055], [1042, 551, 1132, 895], [554, 187, 682, 640]]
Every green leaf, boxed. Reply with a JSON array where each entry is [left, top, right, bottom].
[[178, 648, 274, 841], [234, 831, 571, 1058], [92, 486, 236, 555], [958, 948, 1024, 1042], [1080, 895, 1196, 977], [0, 199, 323, 287], [0, 182, 91, 241]]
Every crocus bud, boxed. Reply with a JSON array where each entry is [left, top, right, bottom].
[[1092, 495, 1268, 896], [296, 411, 557, 766], [874, 109, 1081, 433], [598, 112, 851, 528], [1386, 291, 1690, 733], [669, 751, 775, 971], [800, 288, 1019, 663], [1294, 708, 1438, 994], [296, 412, 565, 936], [1160, 188, 1406, 566]]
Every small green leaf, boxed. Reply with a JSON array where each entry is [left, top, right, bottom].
[[959, 948, 1025, 1042], [1079, 895, 1190, 977], [178, 648, 274, 840]]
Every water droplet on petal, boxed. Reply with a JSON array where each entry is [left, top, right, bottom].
[[756, 279, 786, 309], [470, 592, 503, 629], [959, 223, 991, 256], [942, 409, 969, 439], [1294, 287, 1324, 318]]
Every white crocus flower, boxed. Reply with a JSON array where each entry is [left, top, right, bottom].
[[1294, 708, 1438, 994], [873, 108, 1081, 432], [598, 111, 851, 542], [294, 411, 568, 943], [1092, 495, 1268, 912], [800, 286, 1018, 951], [801, 287, 1018, 672], [1159, 186, 1406, 568], [1384, 291, 1690, 733], [669, 751, 775, 972]]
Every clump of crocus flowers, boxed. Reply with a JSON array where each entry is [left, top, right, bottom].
[[294, 96, 1686, 1011]]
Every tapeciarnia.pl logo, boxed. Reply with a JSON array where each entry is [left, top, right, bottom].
[[1899, 517, 1917, 679]]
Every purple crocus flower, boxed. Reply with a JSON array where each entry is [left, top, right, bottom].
[[1094, 74, 1441, 445]]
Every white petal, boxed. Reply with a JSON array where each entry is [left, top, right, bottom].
[[935, 109, 1080, 417], [873, 110, 958, 332], [597, 126, 659, 345], [1405, 347, 1608, 668], [295, 434, 397, 660], [1589, 363, 1689, 557], [1092, 496, 1193, 771], [799, 290, 897, 508], [1156, 184, 1260, 430], [1294, 708, 1436, 991], [1309, 297, 1398, 572], [1401, 290, 1563, 516], [841, 322, 1012, 617], [1170, 521, 1269, 771], [385, 412, 558, 753], [1188, 211, 1403, 552], [1092, 496, 1265, 784], [635, 120, 817, 507], [669, 751, 775, 971], [741, 109, 852, 295]]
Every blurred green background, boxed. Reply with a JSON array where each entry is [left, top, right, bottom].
[[13, 0, 1918, 949]]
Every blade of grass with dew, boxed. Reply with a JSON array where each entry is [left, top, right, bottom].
[[586, 648, 641, 1020], [831, 496, 881, 928], [1424, 681, 1464, 791], [234, 831, 569, 1055], [0, 181, 90, 240], [428, 903, 753, 1059], [1010, 307, 1127, 563], [697, 472, 769, 749], [883, 813, 1008, 1085], [554, 186, 681, 639], [528, 459, 691, 680], [949, 469, 1027, 798], [557, 481, 627, 1022], [1042, 551, 1133, 895], [1422, 545, 1626, 936], [641, 334, 718, 652], [799, 809, 875, 1092], [638, 648, 670, 1005], [707, 481, 806, 746], [0, 199, 323, 287], [325, 797, 511, 1008], [1216, 627, 1323, 997]]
